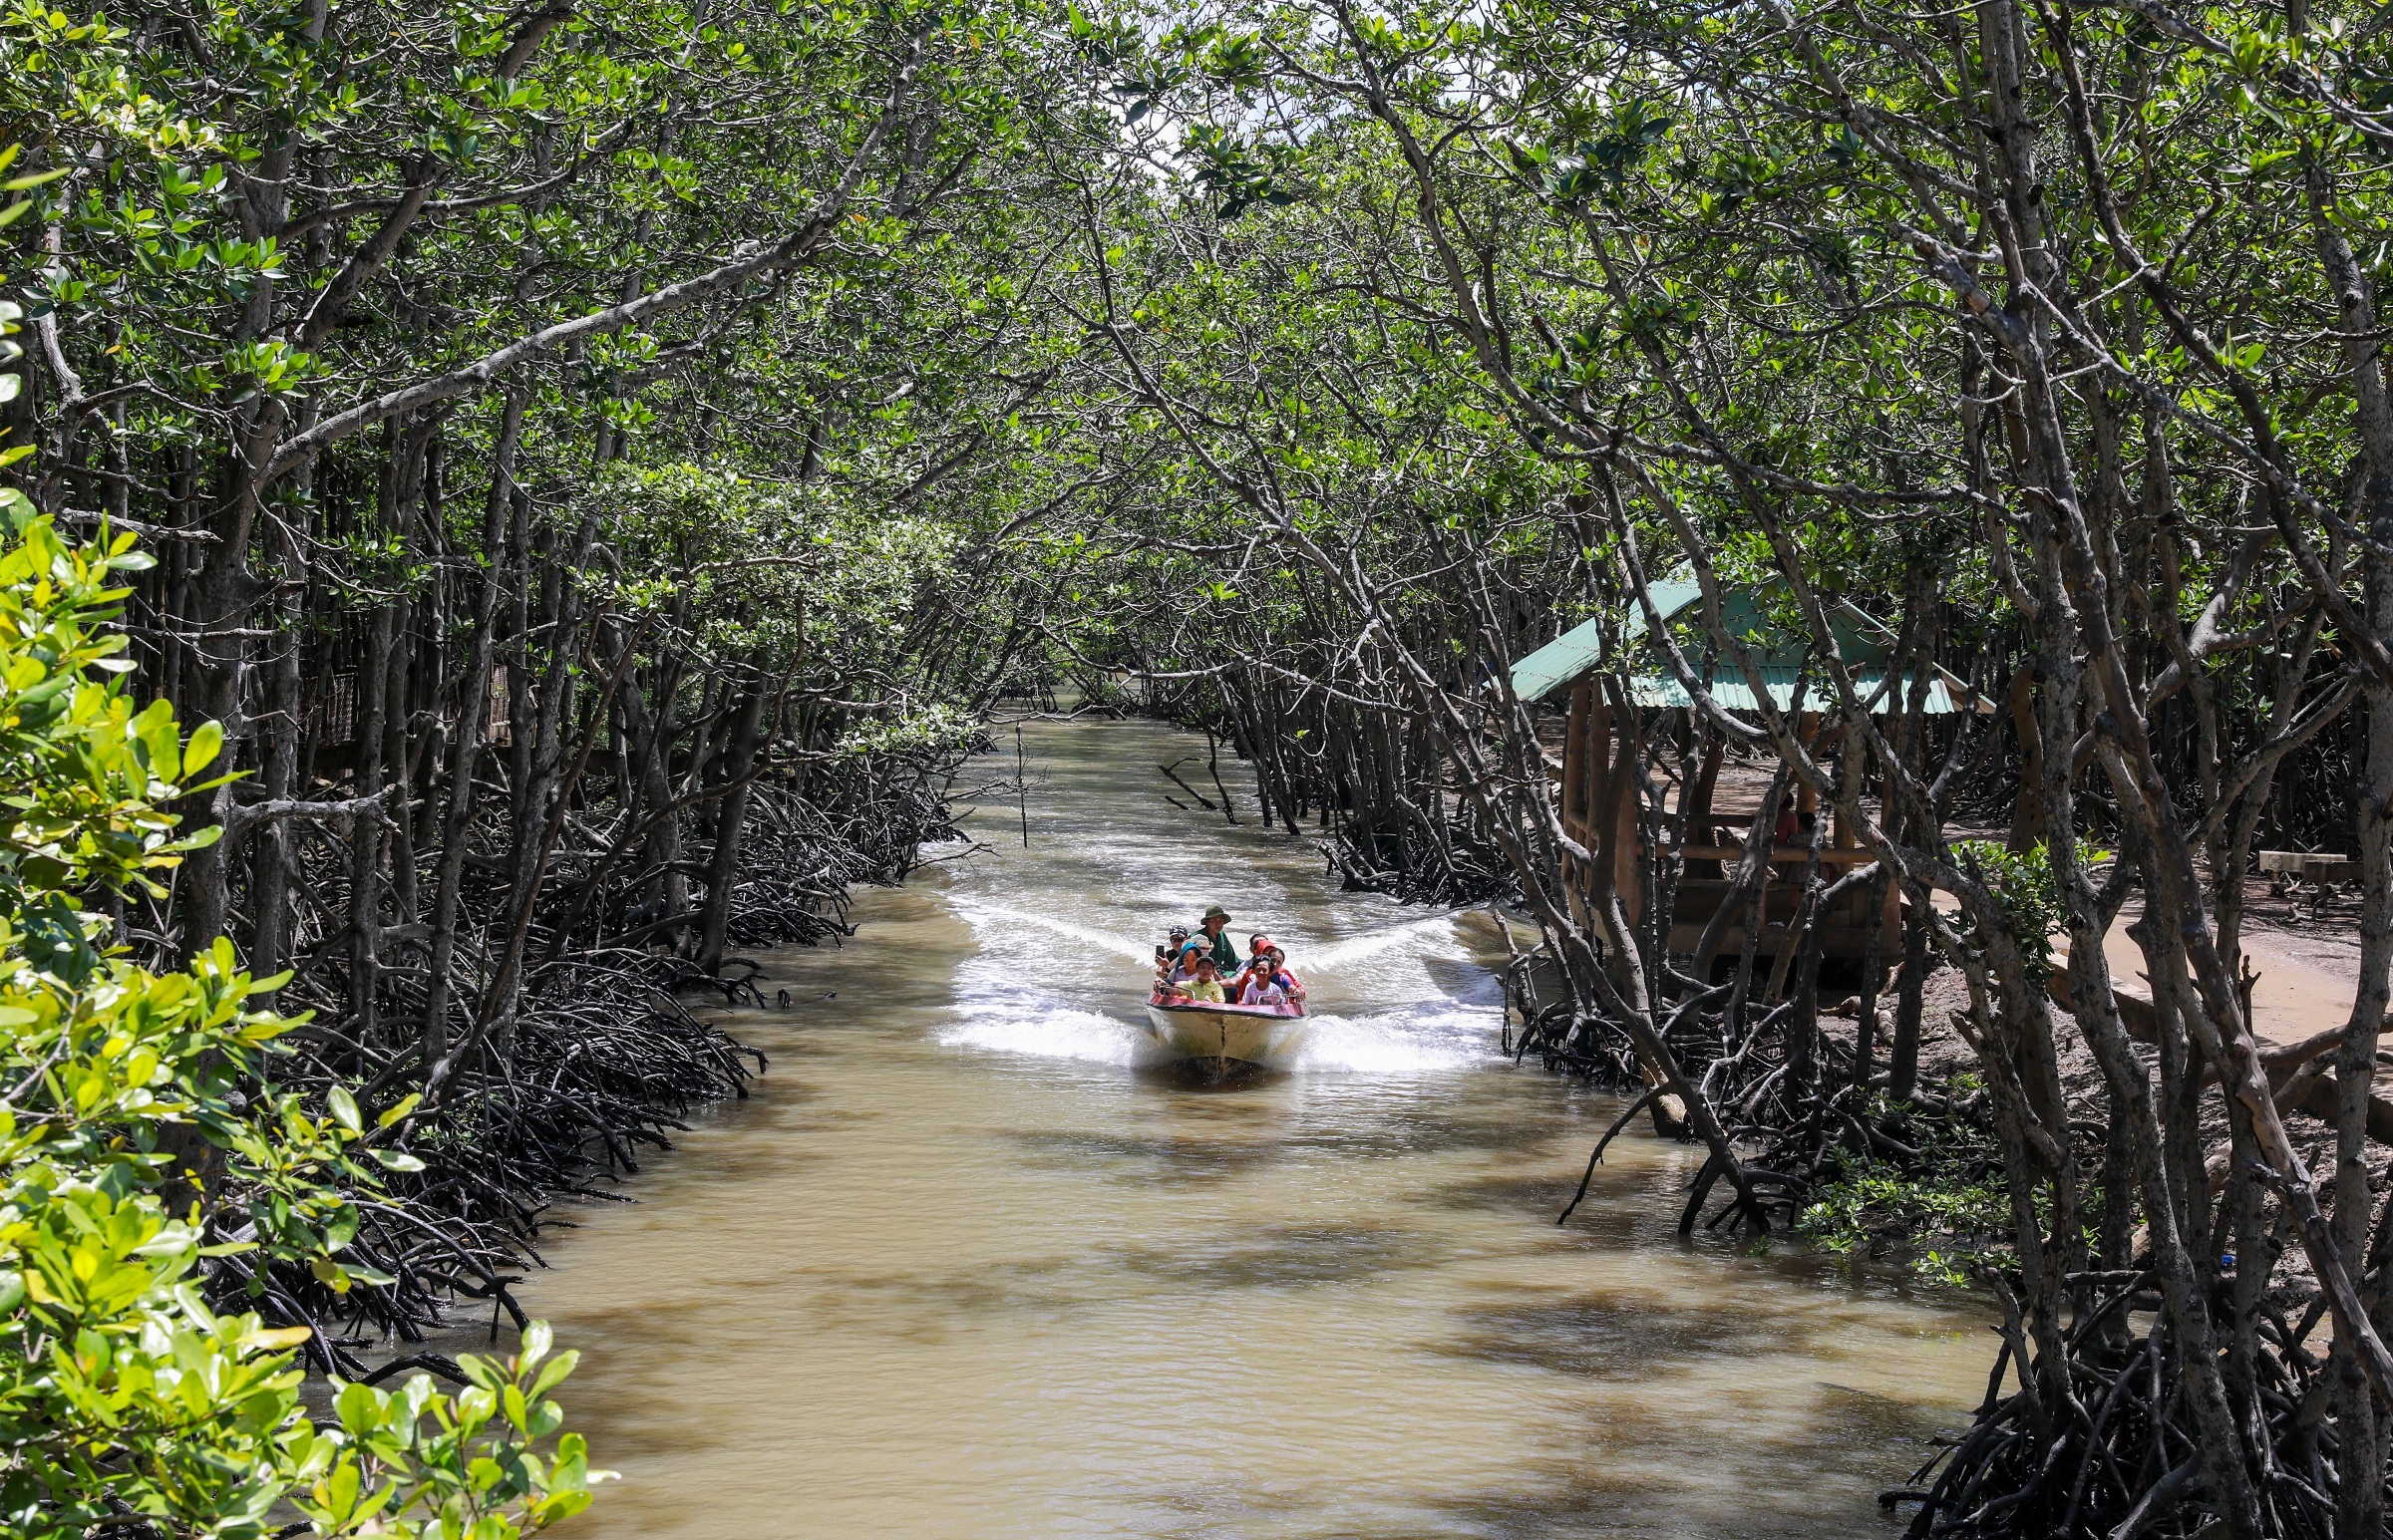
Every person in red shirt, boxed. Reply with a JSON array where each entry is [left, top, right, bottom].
[[1228, 933, 1277, 999], [1256, 946, 1305, 1008]]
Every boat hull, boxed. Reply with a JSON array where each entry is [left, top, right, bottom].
[[1141, 999, 1306, 1072]]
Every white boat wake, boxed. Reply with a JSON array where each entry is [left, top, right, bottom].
[[933, 892, 1496, 1076], [947, 899, 1158, 963], [1303, 913, 1467, 970], [1295, 1005, 1491, 1074], [937, 999, 1146, 1067]]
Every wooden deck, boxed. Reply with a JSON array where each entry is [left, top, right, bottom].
[[1554, 680, 1896, 964]]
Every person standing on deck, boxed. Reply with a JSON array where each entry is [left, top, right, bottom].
[[1196, 905, 1239, 972]]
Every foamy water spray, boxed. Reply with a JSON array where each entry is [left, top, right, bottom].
[[1304, 912, 1474, 969], [938, 895, 1492, 1076], [956, 902, 1157, 964]]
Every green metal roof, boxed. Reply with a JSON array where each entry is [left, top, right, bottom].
[[1510, 616, 1611, 705], [1508, 577, 1976, 715], [1626, 667, 1971, 713], [1509, 581, 1701, 704]]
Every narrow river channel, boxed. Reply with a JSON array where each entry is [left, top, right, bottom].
[[519, 715, 1994, 1538]]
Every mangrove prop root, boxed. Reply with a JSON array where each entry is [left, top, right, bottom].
[[191, 753, 964, 1372]]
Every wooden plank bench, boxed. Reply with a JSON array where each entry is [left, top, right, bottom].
[[2259, 849, 2358, 920], [1673, 845, 1881, 866], [2259, 849, 2358, 882]]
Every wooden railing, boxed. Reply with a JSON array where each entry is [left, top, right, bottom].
[[1670, 845, 1880, 867]]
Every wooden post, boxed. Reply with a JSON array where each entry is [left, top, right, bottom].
[[1610, 704, 1643, 934], [1583, 693, 1612, 838], [1686, 722, 1723, 839], [1584, 695, 1616, 935], [1562, 680, 1590, 833], [1557, 680, 1592, 930], [2006, 664, 2047, 853]]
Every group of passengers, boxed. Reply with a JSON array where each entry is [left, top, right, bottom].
[[1154, 904, 1307, 1009]]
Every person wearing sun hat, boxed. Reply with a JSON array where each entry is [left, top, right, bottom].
[[1196, 904, 1239, 973]]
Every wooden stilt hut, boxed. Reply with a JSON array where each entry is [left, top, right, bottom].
[[1510, 580, 1981, 970]]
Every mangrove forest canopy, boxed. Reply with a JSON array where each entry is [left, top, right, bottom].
[[2, 0, 2392, 1533]]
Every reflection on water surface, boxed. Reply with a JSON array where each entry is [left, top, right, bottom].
[[509, 716, 1988, 1539]]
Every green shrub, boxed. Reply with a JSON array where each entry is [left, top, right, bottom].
[[0, 499, 606, 1537], [1796, 1092, 2014, 1287], [1951, 839, 2109, 983], [1796, 1083, 2107, 1288]]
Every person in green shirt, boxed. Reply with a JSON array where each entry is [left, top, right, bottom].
[[1197, 904, 1239, 972]]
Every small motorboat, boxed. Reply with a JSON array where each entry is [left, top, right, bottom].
[[1141, 991, 1307, 1075]]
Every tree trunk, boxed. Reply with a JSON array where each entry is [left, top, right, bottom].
[[695, 677, 769, 976]]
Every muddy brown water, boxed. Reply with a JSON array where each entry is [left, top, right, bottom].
[[502, 716, 1993, 1538]]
